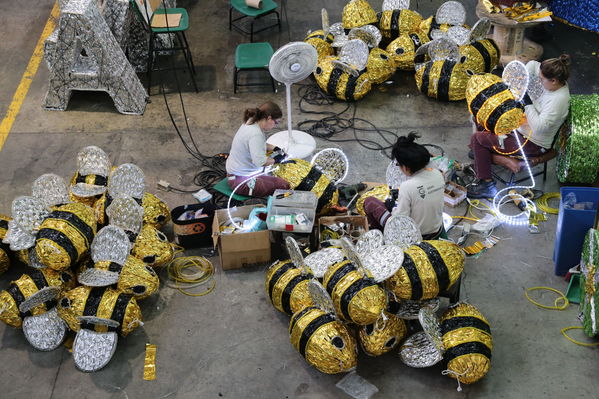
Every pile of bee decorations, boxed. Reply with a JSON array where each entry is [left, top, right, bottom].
[[304, 0, 500, 102], [265, 215, 494, 390], [0, 146, 175, 372]]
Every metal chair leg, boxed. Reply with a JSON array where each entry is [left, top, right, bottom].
[[181, 32, 196, 76], [275, 11, 281, 31], [179, 32, 198, 93], [147, 33, 155, 95], [234, 68, 238, 94], [270, 75, 276, 93], [250, 20, 254, 42], [229, 7, 233, 30], [543, 161, 548, 182]]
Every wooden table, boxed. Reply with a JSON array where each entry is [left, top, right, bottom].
[[476, 0, 548, 65]]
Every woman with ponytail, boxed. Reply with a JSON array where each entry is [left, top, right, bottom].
[[225, 101, 290, 196], [468, 54, 571, 199], [364, 132, 446, 239]]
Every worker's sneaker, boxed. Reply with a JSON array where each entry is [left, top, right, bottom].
[[467, 179, 497, 199]]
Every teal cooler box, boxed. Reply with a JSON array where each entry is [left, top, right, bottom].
[[553, 187, 599, 276]]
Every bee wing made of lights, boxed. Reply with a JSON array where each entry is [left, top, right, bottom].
[[385, 160, 410, 189], [429, 37, 460, 61], [27, 247, 47, 269], [285, 236, 310, 274], [22, 308, 67, 351], [355, 229, 385, 256], [32, 174, 70, 209], [307, 279, 336, 315], [468, 18, 491, 43], [19, 286, 61, 314], [73, 326, 119, 372], [329, 22, 348, 48], [106, 195, 144, 236], [502, 60, 530, 101], [348, 25, 382, 49], [72, 146, 111, 197], [108, 163, 145, 200], [395, 297, 441, 320], [383, 215, 422, 250], [353, 231, 405, 283], [321, 8, 329, 35], [303, 247, 345, 278], [527, 72, 545, 101], [332, 39, 369, 76], [382, 0, 410, 11], [399, 307, 444, 367], [430, 1, 466, 40], [80, 225, 131, 286], [310, 148, 349, 183], [3, 196, 49, 251]]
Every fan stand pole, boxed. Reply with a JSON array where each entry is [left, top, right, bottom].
[[285, 82, 294, 151]]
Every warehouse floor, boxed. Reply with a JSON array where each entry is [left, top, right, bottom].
[[1, 0, 599, 398]]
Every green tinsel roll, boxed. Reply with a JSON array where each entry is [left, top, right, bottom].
[[580, 229, 599, 338], [557, 94, 599, 183]]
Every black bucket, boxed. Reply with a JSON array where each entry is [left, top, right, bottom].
[[171, 203, 217, 249]]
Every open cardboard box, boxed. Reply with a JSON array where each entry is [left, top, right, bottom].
[[318, 215, 369, 248], [444, 181, 467, 208], [212, 205, 271, 270]]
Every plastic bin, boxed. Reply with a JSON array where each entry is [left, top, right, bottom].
[[171, 203, 216, 248], [267, 190, 318, 233], [553, 187, 599, 276]]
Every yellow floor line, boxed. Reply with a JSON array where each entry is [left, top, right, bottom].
[[0, 1, 59, 151]]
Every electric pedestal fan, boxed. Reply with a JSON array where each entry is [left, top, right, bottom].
[[266, 42, 318, 159]]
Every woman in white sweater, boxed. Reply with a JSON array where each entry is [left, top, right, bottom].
[[468, 54, 571, 199], [226, 101, 290, 197]]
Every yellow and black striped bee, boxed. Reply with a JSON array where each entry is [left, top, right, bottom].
[[272, 158, 340, 215], [386, 31, 430, 70], [419, 16, 451, 40], [57, 286, 143, 336], [322, 258, 387, 325], [142, 192, 171, 230], [440, 303, 493, 384], [385, 240, 464, 300], [130, 224, 175, 268], [415, 55, 470, 101], [466, 73, 525, 135], [69, 172, 108, 208], [304, 30, 335, 60], [365, 47, 397, 84], [460, 39, 500, 74], [35, 202, 97, 271], [377, 9, 423, 41], [0, 268, 75, 328], [0, 214, 12, 275], [358, 309, 407, 356], [356, 185, 389, 215], [289, 306, 358, 374], [265, 259, 314, 316], [314, 56, 372, 101], [342, 0, 378, 29]]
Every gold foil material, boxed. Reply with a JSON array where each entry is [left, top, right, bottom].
[[366, 48, 397, 84], [58, 286, 142, 337], [142, 192, 170, 230], [94, 257, 160, 299], [143, 343, 157, 380], [459, 39, 499, 74], [69, 172, 102, 207], [356, 185, 389, 215], [0, 214, 10, 275], [271, 158, 340, 214], [385, 240, 464, 300], [131, 225, 175, 268], [305, 30, 335, 60], [359, 311, 407, 356], [314, 56, 372, 102], [386, 32, 430, 71], [323, 259, 387, 325], [415, 60, 469, 101], [378, 9, 423, 41], [342, 0, 378, 29], [35, 203, 97, 271], [289, 307, 358, 374], [265, 260, 315, 315], [441, 303, 492, 384], [93, 194, 108, 225], [466, 73, 524, 135], [0, 268, 75, 328]]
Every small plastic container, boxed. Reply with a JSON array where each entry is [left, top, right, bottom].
[[267, 190, 318, 233], [553, 187, 599, 276]]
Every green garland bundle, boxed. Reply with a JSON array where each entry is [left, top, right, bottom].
[[557, 94, 599, 183], [580, 229, 599, 337]]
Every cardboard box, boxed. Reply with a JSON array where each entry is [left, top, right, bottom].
[[317, 215, 369, 247], [444, 182, 467, 208], [212, 205, 271, 270]]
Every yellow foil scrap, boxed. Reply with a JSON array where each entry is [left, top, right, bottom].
[[144, 343, 157, 381]]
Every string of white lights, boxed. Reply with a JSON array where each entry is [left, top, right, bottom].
[[226, 166, 278, 230], [491, 131, 537, 226]]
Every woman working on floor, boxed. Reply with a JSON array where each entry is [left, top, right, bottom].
[[226, 101, 290, 197], [364, 132, 446, 240], [467, 54, 571, 199]]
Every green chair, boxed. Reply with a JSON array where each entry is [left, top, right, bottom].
[[213, 178, 252, 201], [234, 42, 276, 93], [130, 1, 198, 94], [229, 0, 281, 42]]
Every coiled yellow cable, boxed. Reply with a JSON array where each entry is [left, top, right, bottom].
[[561, 326, 599, 347], [165, 256, 216, 297], [536, 192, 560, 215]]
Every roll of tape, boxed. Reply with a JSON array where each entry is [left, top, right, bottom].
[[245, 0, 262, 9]]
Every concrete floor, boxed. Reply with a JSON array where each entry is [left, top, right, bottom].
[[1, 0, 599, 398]]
